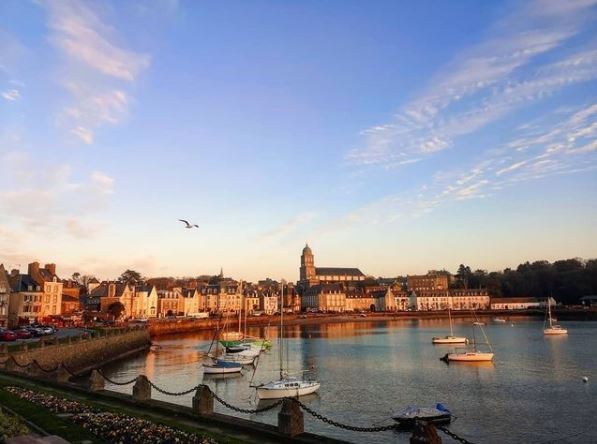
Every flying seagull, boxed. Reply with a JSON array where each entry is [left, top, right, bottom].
[[179, 219, 199, 229]]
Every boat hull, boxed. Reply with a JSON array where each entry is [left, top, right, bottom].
[[544, 328, 567, 335], [446, 352, 494, 362], [432, 336, 468, 344], [257, 381, 320, 399]]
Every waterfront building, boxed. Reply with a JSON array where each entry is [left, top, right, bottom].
[[449, 289, 491, 310], [407, 271, 449, 292], [157, 287, 182, 317], [60, 295, 80, 316], [8, 272, 43, 326], [133, 285, 159, 318], [200, 271, 243, 312], [303, 283, 347, 312], [490, 297, 546, 310], [91, 282, 135, 317], [0, 264, 10, 327], [26, 262, 63, 318], [180, 288, 200, 316]]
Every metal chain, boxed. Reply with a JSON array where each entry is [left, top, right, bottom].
[[437, 425, 476, 444], [32, 360, 59, 373], [148, 380, 204, 396], [292, 399, 397, 432], [61, 363, 77, 377], [10, 356, 31, 368], [211, 390, 284, 414], [96, 368, 138, 386]]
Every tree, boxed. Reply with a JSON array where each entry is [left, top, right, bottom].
[[119, 269, 142, 285], [107, 302, 125, 319], [72, 272, 81, 283], [455, 264, 472, 289]]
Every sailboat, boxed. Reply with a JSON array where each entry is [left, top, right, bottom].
[[203, 316, 243, 374], [255, 281, 320, 399], [220, 288, 272, 350], [442, 315, 494, 362], [543, 299, 567, 335], [432, 308, 468, 344]]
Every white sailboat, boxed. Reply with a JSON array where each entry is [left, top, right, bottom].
[[432, 308, 468, 344], [442, 315, 494, 362], [203, 317, 243, 374], [543, 299, 567, 335], [255, 280, 320, 399]]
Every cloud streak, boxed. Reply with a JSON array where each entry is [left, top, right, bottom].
[[347, 0, 597, 167], [44, 0, 150, 144]]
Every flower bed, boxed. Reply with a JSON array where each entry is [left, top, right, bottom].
[[4, 387, 218, 443]]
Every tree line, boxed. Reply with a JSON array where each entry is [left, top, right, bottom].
[[453, 258, 597, 305]]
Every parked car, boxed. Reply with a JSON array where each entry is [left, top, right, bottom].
[[13, 329, 32, 339], [0, 329, 18, 342], [24, 326, 44, 337]]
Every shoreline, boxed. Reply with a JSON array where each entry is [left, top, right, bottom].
[[148, 308, 597, 338]]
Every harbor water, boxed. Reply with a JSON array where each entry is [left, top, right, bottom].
[[103, 317, 597, 443]]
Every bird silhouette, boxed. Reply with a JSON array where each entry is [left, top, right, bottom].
[[179, 219, 199, 229]]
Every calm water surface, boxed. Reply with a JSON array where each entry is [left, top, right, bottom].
[[103, 318, 597, 443]]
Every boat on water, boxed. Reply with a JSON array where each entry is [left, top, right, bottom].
[[254, 280, 320, 400], [432, 308, 468, 344], [203, 357, 243, 374], [442, 316, 494, 363], [392, 404, 452, 429], [544, 299, 567, 335], [493, 317, 506, 323]]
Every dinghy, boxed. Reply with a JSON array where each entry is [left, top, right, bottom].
[[392, 404, 452, 429]]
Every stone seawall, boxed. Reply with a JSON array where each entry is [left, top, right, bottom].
[[2, 328, 151, 373]]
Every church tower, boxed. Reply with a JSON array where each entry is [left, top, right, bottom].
[[300, 243, 316, 282]]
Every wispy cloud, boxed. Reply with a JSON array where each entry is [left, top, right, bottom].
[[260, 212, 318, 242], [0, 150, 115, 237], [43, 0, 150, 144], [347, 0, 597, 167], [1, 89, 20, 101]]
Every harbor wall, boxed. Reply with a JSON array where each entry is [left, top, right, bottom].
[[1, 328, 150, 372]]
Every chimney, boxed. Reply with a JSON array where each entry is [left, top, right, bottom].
[[28, 262, 40, 277], [45, 263, 56, 276], [108, 283, 116, 298]]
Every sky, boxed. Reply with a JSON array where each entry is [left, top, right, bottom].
[[0, 0, 596, 282]]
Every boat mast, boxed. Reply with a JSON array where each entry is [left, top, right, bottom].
[[279, 280, 284, 380], [547, 297, 552, 328], [448, 308, 453, 336]]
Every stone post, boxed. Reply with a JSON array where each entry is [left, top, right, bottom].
[[410, 421, 442, 444], [55, 365, 72, 384], [192, 386, 213, 415], [278, 398, 304, 437], [132, 375, 152, 401], [87, 369, 105, 392]]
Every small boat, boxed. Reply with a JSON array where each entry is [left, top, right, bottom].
[[392, 403, 452, 429], [442, 317, 494, 363], [472, 321, 485, 326], [544, 299, 567, 335], [493, 317, 506, 323], [215, 352, 257, 365], [254, 280, 320, 399], [432, 309, 468, 344], [256, 376, 320, 399], [203, 358, 243, 374]]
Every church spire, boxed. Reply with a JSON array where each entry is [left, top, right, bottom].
[[219, 267, 224, 278]]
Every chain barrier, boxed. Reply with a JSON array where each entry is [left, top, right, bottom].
[[291, 398, 397, 432], [32, 360, 59, 373], [211, 390, 284, 414], [148, 380, 204, 397], [61, 363, 77, 377], [10, 355, 31, 368], [96, 368, 138, 386], [437, 425, 475, 444]]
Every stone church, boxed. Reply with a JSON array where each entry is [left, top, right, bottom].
[[298, 244, 365, 292]]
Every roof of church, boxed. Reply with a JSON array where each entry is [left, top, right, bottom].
[[316, 267, 364, 276]]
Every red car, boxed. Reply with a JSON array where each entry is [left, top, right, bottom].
[[14, 329, 32, 339], [0, 329, 17, 342]]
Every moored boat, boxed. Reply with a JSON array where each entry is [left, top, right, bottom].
[[203, 358, 243, 374], [432, 308, 468, 344], [256, 376, 320, 399], [493, 317, 506, 323], [392, 404, 452, 429], [544, 298, 567, 335], [442, 315, 494, 363]]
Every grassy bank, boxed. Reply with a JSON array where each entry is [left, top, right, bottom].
[[0, 374, 246, 444]]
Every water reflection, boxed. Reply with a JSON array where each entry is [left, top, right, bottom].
[[103, 319, 597, 444]]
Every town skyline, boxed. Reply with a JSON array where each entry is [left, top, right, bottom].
[[1, 0, 596, 281]]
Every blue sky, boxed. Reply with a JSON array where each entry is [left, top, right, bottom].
[[1, 0, 596, 281]]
